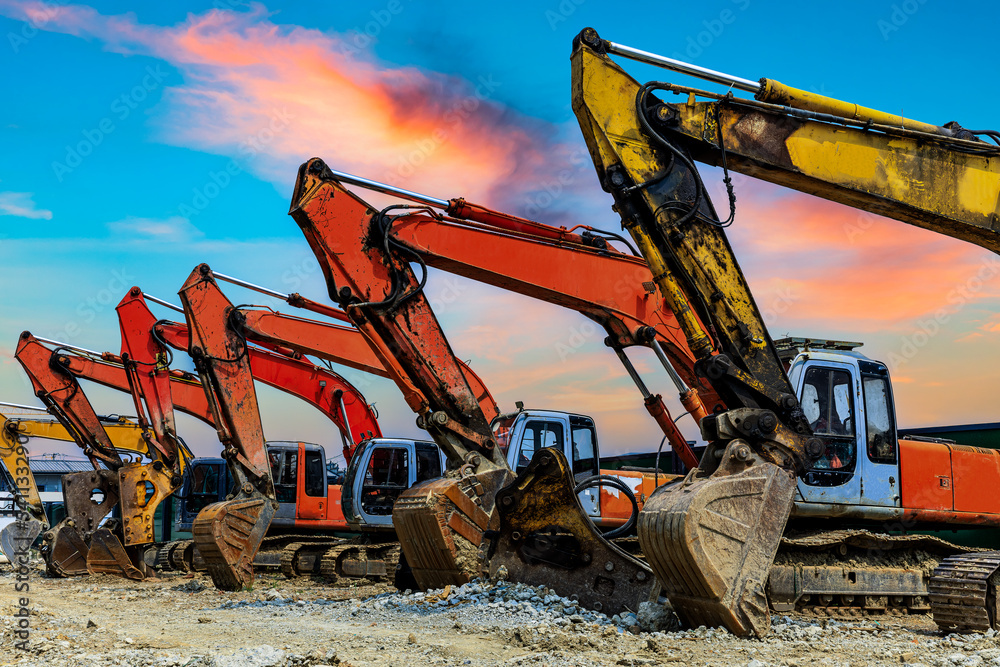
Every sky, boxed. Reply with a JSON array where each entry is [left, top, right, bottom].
[[1, 0, 998, 464]]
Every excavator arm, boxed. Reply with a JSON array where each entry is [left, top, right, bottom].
[[289, 159, 517, 590], [293, 171, 715, 469], [571, 30, 832, 636], [289, 159, 659, 614], [177, 265, 278, 590]]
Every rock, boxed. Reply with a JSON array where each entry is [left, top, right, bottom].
[[198, 617, 214, 623], [637, 601, 679, 633], [213, 645, 287, 667], [408, 633, 417, 644]]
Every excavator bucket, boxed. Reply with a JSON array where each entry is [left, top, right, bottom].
[[44, 469, 122, 577], [193, 494, 277, 590], [637, 440, 797, 637], [392, 468, 513, 589], [44, 521, 90, 576], [0, 519, 41, 564], [87, 527, 147, 579], [489, 447, 657, 617]]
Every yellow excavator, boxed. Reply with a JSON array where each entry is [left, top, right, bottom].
[[570, 28, 999, 635], [0, 403, 150, 566]]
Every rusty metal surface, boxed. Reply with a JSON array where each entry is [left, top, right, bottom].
[[930, 551, 1000, 633], [192, 495, 276, 590], [781, 530, 980, 554], [86, 527, 146, 580], [489, 447, 656, 617], [118, 462, 176, 547], [60, 470, 120, 541], [393, 468, 511, 590], [638, 441, 796, 637], [278, 540, 341, 577], [43, 521, 89, 577], [319, 543, 400, 582], [768, 564, 930, 612]]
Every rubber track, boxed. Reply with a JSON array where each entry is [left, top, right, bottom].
[[930, 551, 1000, 633]]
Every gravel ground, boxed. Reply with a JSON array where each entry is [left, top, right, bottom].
[[2, 561, 998, 667]]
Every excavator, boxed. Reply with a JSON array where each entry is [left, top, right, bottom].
[[16, 286, 393, 582], [15, 332, 191, 579], [567, 28, 1000, 634], [280, 168, 725, 470], [287, 159, 677, 616], [176, 268, 682, 585], [285, 28, 1000, 630], [0, 404, 148, 564]]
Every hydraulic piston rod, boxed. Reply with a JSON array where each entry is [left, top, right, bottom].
[[603, 38, 760, 93]]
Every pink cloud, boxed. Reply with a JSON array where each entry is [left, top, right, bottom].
[[0, 1, 593, 216]]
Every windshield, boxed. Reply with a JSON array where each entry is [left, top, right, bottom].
[[802, 366, 857, 478]]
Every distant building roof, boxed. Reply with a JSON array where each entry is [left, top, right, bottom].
[[28, 459, 100, 474]]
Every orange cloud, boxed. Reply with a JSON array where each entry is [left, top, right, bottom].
[[724, 183, 1000, 332]]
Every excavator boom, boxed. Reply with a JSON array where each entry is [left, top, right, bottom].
[[178, 265, 278, 590]]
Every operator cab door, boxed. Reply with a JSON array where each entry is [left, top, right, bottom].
[[295, 444, 328, 521], [795, 361, 864, 505], [854, 360, 901, 507], [269, 445, 298, 523]]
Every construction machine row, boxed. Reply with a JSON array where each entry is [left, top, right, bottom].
[[3, 27, 1000, 640]]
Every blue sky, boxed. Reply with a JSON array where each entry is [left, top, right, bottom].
[[2, 0, 999, 462]]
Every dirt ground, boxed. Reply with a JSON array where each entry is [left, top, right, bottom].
[[2, 562, 999, 667]]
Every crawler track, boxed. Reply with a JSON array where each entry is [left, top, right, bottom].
[[929, 551, 1000, 633]]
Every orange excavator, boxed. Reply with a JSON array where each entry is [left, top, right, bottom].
[[286, 158, 673, 615], [13, 286, 388, 580], [177, 266, 685, 587], [301, 168, 716, 472]]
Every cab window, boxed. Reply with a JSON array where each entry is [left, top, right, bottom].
[[570, 416, 599, 479], [415, 443, 442, 483], [360, 446, 409, 516], [188, 464, 222, 514], [801, 366, 857, 483], [269, 450, 298, 504], [303, 450, 325, 497], [517, 420, 564, 472], [863, 375, 897, 463]]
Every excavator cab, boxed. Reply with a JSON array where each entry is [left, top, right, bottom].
[[175, 458, 229, 534], [341, 439, 444, 530], [783, 342, 901, 510]]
